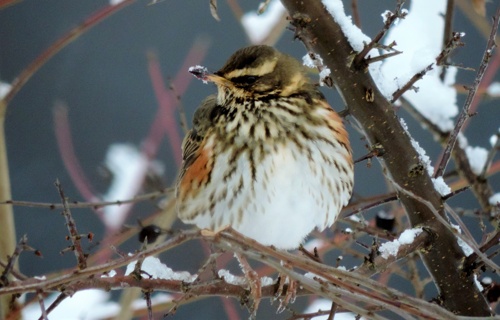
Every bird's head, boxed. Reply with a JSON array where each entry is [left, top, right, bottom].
[[191, 45, 313, 101]]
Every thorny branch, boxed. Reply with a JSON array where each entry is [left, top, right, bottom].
[[353, 0, 407, 68], [434, 7, 500, 178], [55, 180, 88, 270]]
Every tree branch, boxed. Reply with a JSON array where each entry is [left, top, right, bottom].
[[279, 0, 491, 315]]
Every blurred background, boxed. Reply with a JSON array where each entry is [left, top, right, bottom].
[[1, 0, 499, 318]]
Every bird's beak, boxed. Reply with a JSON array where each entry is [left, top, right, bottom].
[[205, 73, 233, 87], [188, 66, 233, 87]]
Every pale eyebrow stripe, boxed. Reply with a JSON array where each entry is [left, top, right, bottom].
[[224, 59, 277, 79]]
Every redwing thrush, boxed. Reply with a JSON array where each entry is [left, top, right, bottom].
[[176, 45, 354, 249]]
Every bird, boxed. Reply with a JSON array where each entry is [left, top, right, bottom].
[[176, 45, 354, 250]]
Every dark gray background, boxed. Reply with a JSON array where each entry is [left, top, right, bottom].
[[1, 0, 498, 318]]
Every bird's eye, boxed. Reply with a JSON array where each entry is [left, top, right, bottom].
[[231, 75, 259, 85]]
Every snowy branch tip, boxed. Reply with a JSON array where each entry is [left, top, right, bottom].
[[188, 65, 209, 84]]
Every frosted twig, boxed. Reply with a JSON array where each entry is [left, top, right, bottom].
[[479, 132, 500, 178], [42, 293, 68, 320], [0, 235, 33, 286], [36, 290, 48, 320], [0, 188, 172, 210], [391, 63, 433, 103], [434, 7, 500, 178], [353, 0, 406, 67], [55, 180, 87, 270]]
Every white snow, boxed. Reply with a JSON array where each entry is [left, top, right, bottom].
[[450, 224, 473, 256], [379, 0, 458, 132], [399, 118, 434, 176], [100, 270, 116, 278], [102, 143, 150, 229], [302, 298, 365, 319], [131, 292, 173, 309], [412, 137, 434, 176], [319, 68, 332, 86], [303, 238, 328, 251], [465, 146, 488, 175], [474, 274, 484, 291], [0, 81, 11, 100], [490, 130, 499, 147], [481, 277, 492, 285], [302, 53, 320, 68], [489, 193, 500, 206], [487, 82, 500, 97], [302, 53, 331, 86], [379, 228, 423, 259], [22, 289, 120, 320], [125, 256, 197, 282], [217, 269, 275, 286], [241, 0, 286, 44], [322, 0, 374, 52], [432, 176, 451, 196], [377, 210, 394, 219]]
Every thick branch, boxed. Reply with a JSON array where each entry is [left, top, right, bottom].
[[279, 0, 490, 316]]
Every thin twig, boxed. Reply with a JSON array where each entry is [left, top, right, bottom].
[[464, 229, 500, 272], [55, 180, 87, 270], [0, 235, 33, 286], [479, 132, 500, 178], [342, 194, 398, 218], [434, 7, 500, 178], [327, 300, 338, 320], [351, 0, 361, 28], [0, 188, 172, 210], [391, 63, 433, 103], [435, 31, 466, 66], [443, 0, 456, 56], [353, 0, 406, 67], [36, 290, 48, 320], [41, 293, 68, 320], [388, 176, 500, 274], [442, 186, 470, 200], [144, 290, 153, 320], [53, 103, 98, 203], [365, 50, 402, 65], [444, 204, 478, 249]]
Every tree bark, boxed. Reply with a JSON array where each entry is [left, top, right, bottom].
[[280, 0, 491, 316]]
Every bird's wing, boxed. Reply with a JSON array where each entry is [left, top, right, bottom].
[[177, 95, 217, 185]]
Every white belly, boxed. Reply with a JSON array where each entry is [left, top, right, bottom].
[[188, 139, 350, 250]]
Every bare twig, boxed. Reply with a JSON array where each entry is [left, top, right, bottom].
[[53, 103, 98, 203], [55, 180, 87, 270], [40, 293, 67, 320], [342, 194, 398, 218], [441, 186, 470, 201], [353, 0, 407, 67], [144, 290, 153, 320], [0, 188, 172, 210], [388, 176, 500, 274], [442, 0, 456, 63], [391, 63, 433, 103], [0, 235, 33, 287], [364, 50, 402, 65], [351, 0, 361, 28], [464, 229, 500, 272], [36, 290, 48, 320], [479, 132, 500, 178], [434, 7, 500, 178], [436, 31, 466, 66]]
